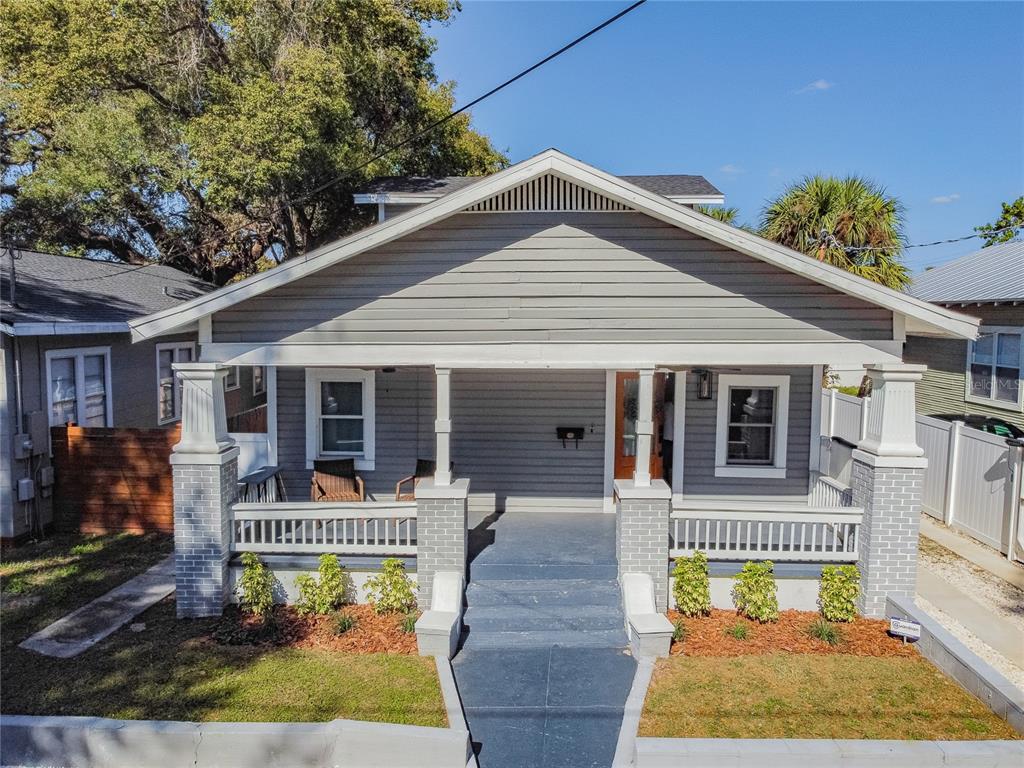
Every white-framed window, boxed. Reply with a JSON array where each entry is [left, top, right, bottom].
[[966, 327, 1023, 412], [224, 366, 240, 391], [45, 347, 113, 428], [155, 342, 195, 424], [253, 366, 266, 396], [305, 368, 375, 470], [714, 374, 790, 479]]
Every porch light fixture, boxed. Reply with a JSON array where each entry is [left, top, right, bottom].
[[696, 369, 712, 400]]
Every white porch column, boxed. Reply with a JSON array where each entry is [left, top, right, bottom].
[[852, 363, 927, 618], [170, 362, 238, 619], [634, 367, 655, 486], [434, 367, 452, 486]]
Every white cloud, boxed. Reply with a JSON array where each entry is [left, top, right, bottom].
[[930, 193, 961, 204], [795, 79, 834, 94], [719, 164, 744, 175]]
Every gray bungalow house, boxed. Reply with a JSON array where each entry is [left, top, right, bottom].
[[128, 149, 978, 629]]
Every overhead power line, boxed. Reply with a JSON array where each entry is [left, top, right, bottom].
[[815, 224, 1022, 254]]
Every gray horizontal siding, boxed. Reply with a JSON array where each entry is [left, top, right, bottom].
[[213, 212, 893, 345], [682, 367, 812, 499]]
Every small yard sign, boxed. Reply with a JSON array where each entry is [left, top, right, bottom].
[[889, 617, 922, 642]]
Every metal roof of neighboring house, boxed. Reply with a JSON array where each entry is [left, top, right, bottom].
[[908, 241, 1024, 304], [1, 249, 213, 334], [357, 173, 723, 201]]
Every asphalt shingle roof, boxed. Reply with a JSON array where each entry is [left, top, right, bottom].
[[908, 241, 1024, 304], [1, 250, 214, 327], [359, 173, 722, 199]]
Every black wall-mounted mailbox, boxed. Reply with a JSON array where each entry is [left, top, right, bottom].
[[556, 426, 585, 448]]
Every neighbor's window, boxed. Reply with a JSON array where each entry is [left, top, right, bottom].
[[714, 374, 790, 478], [224, 366, 240, 391], [253, 365, 266, 396], [305, 368, 375, 469], [156, 342, 195, 424], [46, 348, 111, 427], [968, 329, 1022, 410]]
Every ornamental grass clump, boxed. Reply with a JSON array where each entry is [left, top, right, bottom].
[[731, 561, 779, 623], [237, 552, 275, 621], [808, 617, 842, 646], [400, 612, 418, 634], [333, 612, 357, 635], [365, 558, 417, 615], [818, 565, 861, 622], [672, 551, 711, 617], [725, 622, 750, 640], [295, 554, 350, 616]]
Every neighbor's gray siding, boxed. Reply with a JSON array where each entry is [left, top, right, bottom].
[[682, 367, 813, 500], [212, 212, 894, 345], [274, 367, 606, 511]]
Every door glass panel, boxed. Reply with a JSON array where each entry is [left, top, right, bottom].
[[158, 349, 175, 421], [50, 357, 77, 426], [622, 377, 638, 457]]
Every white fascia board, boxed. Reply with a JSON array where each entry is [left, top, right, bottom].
[[129, 148, 978, 342], [199, 340, 903, 369], [8, 321, 130, 336], [666, 195, 726, 205], [353, 193, 446, 204]]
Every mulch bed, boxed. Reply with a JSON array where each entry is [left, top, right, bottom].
[[666, 608, 918, 657], [206, 604, 419, 655]]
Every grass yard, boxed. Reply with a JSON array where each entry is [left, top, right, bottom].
[[640, 655, 1019, 740], [1, 535, 447, 727]]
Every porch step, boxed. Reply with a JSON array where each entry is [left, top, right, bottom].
[[464, 579, 622, 608], [463, 605, 625, 634], [460, 627, 628, 650], [468, 562, 618, 581]]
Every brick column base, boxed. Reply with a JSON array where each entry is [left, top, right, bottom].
[[615, 479, 672, 612], [851, 451, 925, 618], [415, 478, 470, 609], [171, 448, 238, 618]]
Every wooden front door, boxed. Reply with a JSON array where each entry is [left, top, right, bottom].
[[614, 372, 666, 480]]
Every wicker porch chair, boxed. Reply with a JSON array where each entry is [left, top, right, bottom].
[[395, 459, 453, 501], [310, 458, 366, 502]]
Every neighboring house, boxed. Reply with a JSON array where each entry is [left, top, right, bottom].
[[130, 149, 978, 621], [0, 250, 215, 542], [904, 242, 1024, 431]]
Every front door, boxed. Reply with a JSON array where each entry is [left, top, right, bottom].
[[614, 372, 666, 480]]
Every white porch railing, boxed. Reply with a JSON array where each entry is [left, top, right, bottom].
[[810, 474, 854, 508], [670, 501, 863, 562], [230, 501, 417, 556]]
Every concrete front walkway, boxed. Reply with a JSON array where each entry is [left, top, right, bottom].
[[19, 556, 175, 658], [452, 512, 636, 768]]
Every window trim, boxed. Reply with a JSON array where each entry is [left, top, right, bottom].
[[714, 373, 790, 479], [44, 346, 113, 428], [155, 341, 196, 425], [224, 365, 241, 391], [304, 368, 375, 470], [964, 326, 1024, 413], [253, 366, 266, 396]]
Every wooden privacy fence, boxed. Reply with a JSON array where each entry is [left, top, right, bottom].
[[51, 425, 179, 534], [821, 389, 1024, 562]]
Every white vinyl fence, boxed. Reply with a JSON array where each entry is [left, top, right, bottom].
[[820, 389, 1024, 562]]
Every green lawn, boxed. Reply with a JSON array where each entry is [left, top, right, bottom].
[[640, 654, 1018, 740], [1, 534, 446, 727]]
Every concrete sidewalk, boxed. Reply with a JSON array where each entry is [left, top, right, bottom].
[[920, 515, 1024, 590], [19, 556, 175, 658]]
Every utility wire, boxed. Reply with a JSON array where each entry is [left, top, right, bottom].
[[813, 224, 1022, 254]]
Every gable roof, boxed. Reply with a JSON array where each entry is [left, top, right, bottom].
[[355, 173, 723, 204], [129, 149, 979, 342], [2, 249, 213, 336], [909, 241, 1024, 305]]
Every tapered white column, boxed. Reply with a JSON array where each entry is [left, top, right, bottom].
[[172, 363, 234, 457], [634, 367, 655, 486], [434, 367, 452, 486]]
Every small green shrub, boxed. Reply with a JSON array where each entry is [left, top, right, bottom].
[[671, 619, 686, 643], [365, 558, 417, 615], [725, 622, 749, 640], [731, 561, 779, 623], [672, 551, 711, 617], [237, 552, 274, 620], [808, 617, 842, 646], [332, 612, 357, 635], [295, 555, 350, 616], [400, 612, 418, 634], [818, 565, 860, 622]]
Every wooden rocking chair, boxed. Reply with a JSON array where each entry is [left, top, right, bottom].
[[395, 459, 451, 501], [310, 458, 365, 502]]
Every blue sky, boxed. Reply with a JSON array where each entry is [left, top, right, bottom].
[[428, 1, 1023, 272]]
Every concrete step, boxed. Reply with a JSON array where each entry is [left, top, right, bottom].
[[463, 607, 625, 634], [464, 579, 622, 608], [469, 563, 618, 581], [459, 627, 629, 650]]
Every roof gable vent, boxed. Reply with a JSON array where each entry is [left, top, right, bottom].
[[464, 174, 632, 213]]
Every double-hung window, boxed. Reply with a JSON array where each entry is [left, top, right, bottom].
[[224, 366, 240, 391], [45, 347, 112, 427], [714, 374, 790, 478], [966, 328, 1023, 411], [305, 368, 375, 470], [253, 366, 266, 396], [156, 342, 195, 424]]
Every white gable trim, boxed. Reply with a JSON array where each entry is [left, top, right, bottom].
[[129, 149, 979, 342]]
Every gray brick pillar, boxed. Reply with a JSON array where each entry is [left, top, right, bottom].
[[170, 363, 237, 619], [852, 363, 928, 619], [415, 478, 470, 609], [615, 479, 672, 611]]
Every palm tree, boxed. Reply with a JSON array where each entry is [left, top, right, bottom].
[[760, 175, 909, 290], [695, 205, 740, 225]]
